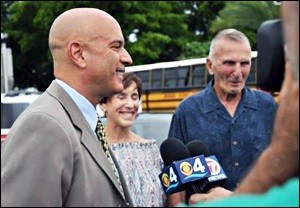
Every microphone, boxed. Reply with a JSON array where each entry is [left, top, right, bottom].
[[186, 140, 210, 157], [160, 137, 190, 166], [186, 140, 228, 193], [159, 138, 211, 196]]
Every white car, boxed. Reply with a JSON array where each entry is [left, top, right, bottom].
[[1, 91, 41, 144], [100, 112, 173, 147]]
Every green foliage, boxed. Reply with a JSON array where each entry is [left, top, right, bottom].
[[1, 1, 13, 32], [181, 1, 226, 41], [129, 32, 171, 64], [179, 41, 211, 60], [122, 1, 190, 64], [210, 1, 280, 49]]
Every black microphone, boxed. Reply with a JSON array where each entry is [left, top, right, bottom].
[[186, 140, 228, 194], [186, 140, 210, 157], [160, 137, 190, 166], [159, 138, 211, 196]]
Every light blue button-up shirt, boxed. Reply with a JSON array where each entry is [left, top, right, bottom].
[[55, 79, 98, 133]]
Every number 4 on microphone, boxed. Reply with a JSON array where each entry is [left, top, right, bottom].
[[159, 155, 211, 195]]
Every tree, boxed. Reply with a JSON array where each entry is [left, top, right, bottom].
[[180, 1, 225, 41], [177, 1, 226, 59], [210, 1, 280, 49], [119, 1, 191, 64], [2, 1, 193, 90], [1, 1, 14, 32]]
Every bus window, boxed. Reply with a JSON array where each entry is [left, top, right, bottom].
[[164, 66, 189, 88], [178, 66, 190, 87], [151, 69, 162, 89], [164, 68, 177, 88], [192, 64, 206, 87], [247, 57, 257, 85], [135, 71, 150, 90]]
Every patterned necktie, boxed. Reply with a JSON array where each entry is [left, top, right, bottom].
[[95, 116, 124, 196]]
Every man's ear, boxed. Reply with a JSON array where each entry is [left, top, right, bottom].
[[206, 58, 214, 75], [100, 103, 106, 112], [67, 41, 87, 68]]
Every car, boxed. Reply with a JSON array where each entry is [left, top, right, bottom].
[[100, 111, 173, 146], [1, 90, 41, 144], [130, 112, 173, 146]]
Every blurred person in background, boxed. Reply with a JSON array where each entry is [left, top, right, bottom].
[[1, 8, 133, 207], [186, 1, 299, 206], [100, 72, 167, 207], [168, 28, 277, 204]]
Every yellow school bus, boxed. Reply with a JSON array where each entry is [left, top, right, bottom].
[[126, 52, 277, 112]]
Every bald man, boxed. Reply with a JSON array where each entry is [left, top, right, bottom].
[[1, 8, 133, 206]]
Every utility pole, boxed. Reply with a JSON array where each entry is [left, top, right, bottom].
[[1, 33, 14, 93]]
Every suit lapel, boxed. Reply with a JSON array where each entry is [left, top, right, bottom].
[[81, 129, 126, 197], [46, 81, 126, 199]]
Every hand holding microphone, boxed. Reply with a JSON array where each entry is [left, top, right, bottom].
[[189, 186, 233, 205], [186, 140, 231, 204]]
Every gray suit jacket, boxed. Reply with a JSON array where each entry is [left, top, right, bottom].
[[1, 81, 133, 207]]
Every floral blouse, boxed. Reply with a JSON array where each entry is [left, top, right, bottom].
[[110, 139, 166, 207]]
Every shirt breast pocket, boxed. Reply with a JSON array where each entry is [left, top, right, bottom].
[[249, 133, 270, 156]]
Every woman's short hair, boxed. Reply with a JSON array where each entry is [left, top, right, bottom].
[[100, 72, 143, 104]]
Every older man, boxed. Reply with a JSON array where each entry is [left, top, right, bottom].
[[187, 1, 299, 206]]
